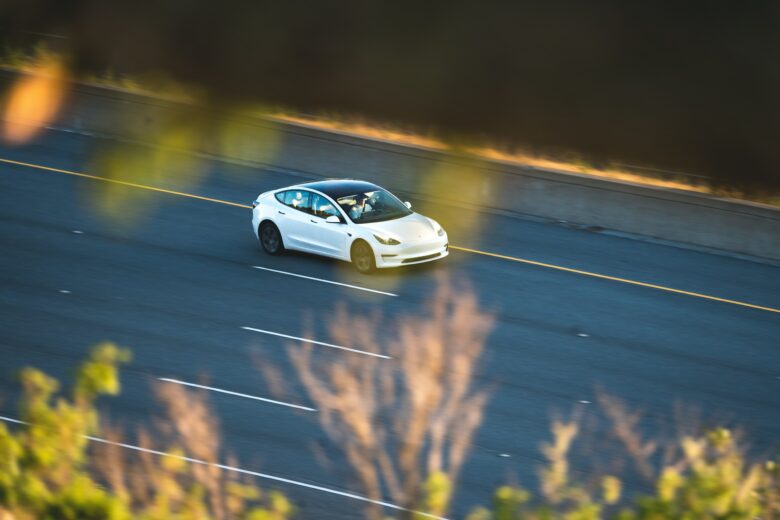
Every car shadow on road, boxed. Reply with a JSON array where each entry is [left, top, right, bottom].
[[248, 244, 448, 282]]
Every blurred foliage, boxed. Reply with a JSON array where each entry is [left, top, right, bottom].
[[0, 343, 130, 519], [463, 419, 779, 520], [3, 2, 779, 191], [0, 345, 777, 519], [4, 39, 780, 206], [278, 279, 493, 518], [4, 42, 779, 207], [88, 123, 207, 224], [0, 49, 68, 144], [0, 41, 60, 72], [1, 42, 285, 225], [0, 344, 291, 520]]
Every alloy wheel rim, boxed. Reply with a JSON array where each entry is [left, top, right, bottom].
[[355, 245, 370, 271], [262, 227, 278, 251]]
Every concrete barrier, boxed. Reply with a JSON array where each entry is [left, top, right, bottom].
[[4, 70, 779, 261]]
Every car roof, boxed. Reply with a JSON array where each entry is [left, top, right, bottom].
[[296, 179, 381, 200]]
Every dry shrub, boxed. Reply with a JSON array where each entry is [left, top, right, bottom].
[[596, 389, 658, 482], [284, 278, 494, 517], [155, 381, 225, 516], [92, 381, 290, 520], [466, 393, 780, 519]]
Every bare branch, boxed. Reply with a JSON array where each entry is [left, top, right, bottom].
[[280, 277, 493, 516]]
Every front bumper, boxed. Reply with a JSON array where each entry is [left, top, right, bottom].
[[251, 210, 260, 238], [373, 235, 449, 268]]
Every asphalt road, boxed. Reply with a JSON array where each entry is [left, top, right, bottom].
[[1, 129, 779, 518]]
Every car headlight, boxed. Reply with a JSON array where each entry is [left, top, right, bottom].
[[373, 234, 401, 245], [431, 220, 445, 236]]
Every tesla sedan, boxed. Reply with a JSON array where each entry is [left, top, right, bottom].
[[251, 180, 448, 273]]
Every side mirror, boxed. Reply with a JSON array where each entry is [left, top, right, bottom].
[[404, 201, 412, 209], [325, 215, 341, 224]]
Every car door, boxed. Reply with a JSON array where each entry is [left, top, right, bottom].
[[304, 193, 349, 258], [275, 189, 314, 251]]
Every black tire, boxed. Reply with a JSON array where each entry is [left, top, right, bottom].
[[259, 222, 284, 255], [350, 240, 376, 274]]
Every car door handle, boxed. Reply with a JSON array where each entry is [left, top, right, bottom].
[[310, 219, 318, 223], [278, 210, 286, 215]]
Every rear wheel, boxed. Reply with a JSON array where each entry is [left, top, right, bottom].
[[259, 222, 284, 255], [351, 240, 376, 273]]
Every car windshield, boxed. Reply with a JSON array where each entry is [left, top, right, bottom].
[[337, 189, 412, 224]]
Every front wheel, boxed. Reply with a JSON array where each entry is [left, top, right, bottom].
[[259, 222, 284, 255], [351, 240, 376, 274]]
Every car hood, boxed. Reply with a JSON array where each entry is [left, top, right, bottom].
[[360, 213, 438, 242]]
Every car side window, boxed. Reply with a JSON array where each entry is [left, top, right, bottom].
[[310, 193, 341, 220], [280, 190, 311, 213]]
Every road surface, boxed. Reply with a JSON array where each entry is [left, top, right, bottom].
[[1, 129, 778, 517]]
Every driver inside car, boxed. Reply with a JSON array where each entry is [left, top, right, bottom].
[[348, 193, 373, 220]]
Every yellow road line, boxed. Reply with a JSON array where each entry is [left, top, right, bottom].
[[0, 158, 251, 209], [448, 246, 780, 314], [3, 156, 779, 314]]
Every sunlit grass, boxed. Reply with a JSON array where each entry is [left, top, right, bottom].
[[273, 113, 448, 151], [472, 146, 711, 193], [271, 112, 719, 195]]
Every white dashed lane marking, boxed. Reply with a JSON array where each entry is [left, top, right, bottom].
[[242, 326, 391, 359], [252, 265, 398, 297], [158, 377, 316, 412], [0, 415, 445, 519]]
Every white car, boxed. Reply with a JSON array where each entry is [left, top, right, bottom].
[[251, 180, 448, 273]]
